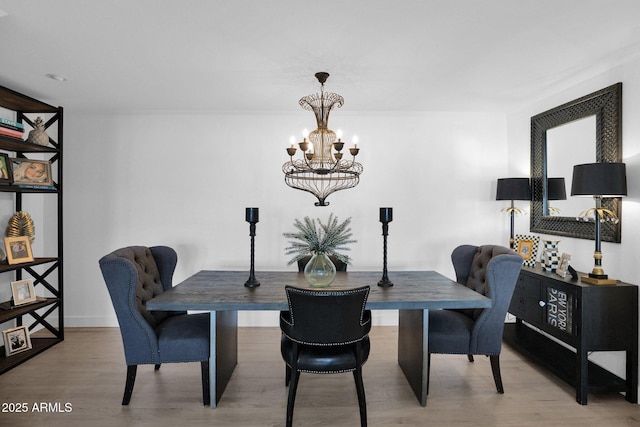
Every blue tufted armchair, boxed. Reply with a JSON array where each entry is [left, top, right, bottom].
[[427, 244, 523, 395], [99, 246, 210, 405]]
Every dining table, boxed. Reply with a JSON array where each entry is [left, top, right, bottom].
[[146, 270, 491, 408]]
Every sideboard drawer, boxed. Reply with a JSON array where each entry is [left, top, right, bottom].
[[509, 272, 542, 326]]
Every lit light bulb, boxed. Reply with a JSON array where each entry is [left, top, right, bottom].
[[352, 135, 359, 148], [336, 129, 343, 140], [302, 128, 309, 139]]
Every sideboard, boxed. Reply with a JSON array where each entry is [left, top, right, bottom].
[[504, 264, 638, 405]]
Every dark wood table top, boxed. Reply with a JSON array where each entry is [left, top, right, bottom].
[[147, 270, 491, 312]]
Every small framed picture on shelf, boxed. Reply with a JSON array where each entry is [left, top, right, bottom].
[[10, 279, 36, 306], [0, 153, 12, 185], [514, 234, 540, 268], [4, 236, 34, 265], [556, 253, 572, 278], [10, 158, 52, 187], [2, 325, 32, 357]]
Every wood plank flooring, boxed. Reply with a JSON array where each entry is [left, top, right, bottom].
[[0, 327, 639, 426]]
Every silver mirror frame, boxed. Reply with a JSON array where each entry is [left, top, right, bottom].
[[530, 83, 622, 243]]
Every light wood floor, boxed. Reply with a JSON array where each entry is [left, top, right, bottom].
[[1, 327, 639, 427]]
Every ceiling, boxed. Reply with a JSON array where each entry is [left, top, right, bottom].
[[1, 0, 640, 114]]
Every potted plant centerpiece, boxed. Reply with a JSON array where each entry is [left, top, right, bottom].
[[283, 214, 356, 287]]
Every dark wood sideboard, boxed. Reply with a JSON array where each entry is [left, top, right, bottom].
[[504, 264, 638, 405]]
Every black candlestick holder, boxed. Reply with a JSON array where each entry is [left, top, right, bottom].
[[378, 207, 393, 287], [244, 207, 260, 288]]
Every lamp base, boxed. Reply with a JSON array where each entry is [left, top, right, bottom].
[[580, 274, 617, 286]]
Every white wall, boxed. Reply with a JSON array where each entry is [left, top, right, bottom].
[[506, 56, 640, 381], [60, 110, 508, 327]]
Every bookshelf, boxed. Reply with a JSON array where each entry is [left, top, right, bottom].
[[0, 85, 63, 374]]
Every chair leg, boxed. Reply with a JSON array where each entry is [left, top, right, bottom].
[[286, 369, 300, 427], [467, 354, 474, 363], [353, 367, 368, 427], [154, 364, 161, 371], [490, 355, 504, 393], [201, 360, 211, 406], [285, 364, 291, 386], [122, 365, 137, 405]]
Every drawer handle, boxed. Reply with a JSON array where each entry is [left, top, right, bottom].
[[539, 301, 546, 307]]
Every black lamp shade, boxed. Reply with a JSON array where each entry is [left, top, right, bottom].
[[496, 178, 531, 201], [547, 177, 567, 201], [571, 163, 627, 197]]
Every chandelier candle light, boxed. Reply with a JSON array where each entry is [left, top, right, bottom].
[[244, 207, 260, 288], [283, 72, 363, 206]]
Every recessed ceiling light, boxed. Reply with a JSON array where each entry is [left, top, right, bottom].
[[46, 73, 68, 82]]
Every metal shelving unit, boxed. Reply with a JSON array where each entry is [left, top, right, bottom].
[[0, 85, 63, 374]]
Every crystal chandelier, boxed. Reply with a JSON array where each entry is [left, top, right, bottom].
[[282, 72, 363, 206]]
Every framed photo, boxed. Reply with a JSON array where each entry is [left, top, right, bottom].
[[556, 253, 572, 279], [10, 279, 36, 306], [0, 153, 12, 185], [4, 236, 34, 264], [3, 325, 32, 357], [514, 234, 540, 267], [10, 158, 52, 187]]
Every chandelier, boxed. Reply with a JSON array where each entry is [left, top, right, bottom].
[[282, 72, 363, 206]]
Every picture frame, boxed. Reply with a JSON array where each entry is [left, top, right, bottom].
[[10, 158, 52, 187], [10, 279, 36, 306], [3, 325, 32, 357], [0, 153, 12, 185], [4, 236, 34, 264], [514, 234, 540, 267], [556, 253, 572, 279]]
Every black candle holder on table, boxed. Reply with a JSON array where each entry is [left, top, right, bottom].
[[378, 207, 393, 287], [244, 207, 260, 288]]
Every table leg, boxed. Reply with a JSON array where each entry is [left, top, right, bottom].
[[209, 310, 238, 408], [398, 308, 429, 406]]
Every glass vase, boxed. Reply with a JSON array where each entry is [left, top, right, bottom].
[[303, 252, 336, 287]]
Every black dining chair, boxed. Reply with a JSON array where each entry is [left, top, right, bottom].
[[280, 285, 371, 427], [427, 244, 523, 396], [99, 245, 210, 406]]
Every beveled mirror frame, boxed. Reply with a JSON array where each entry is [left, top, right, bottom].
[[530, 82, 622, 242]]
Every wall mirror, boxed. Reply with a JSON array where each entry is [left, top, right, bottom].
[[530, 83, 622, 242]]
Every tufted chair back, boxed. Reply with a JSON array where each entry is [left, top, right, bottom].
[[113, 246, 171, 326], [453, 245, 514, 321]]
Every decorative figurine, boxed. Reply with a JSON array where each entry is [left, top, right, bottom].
[[26, 117, 49, 146]]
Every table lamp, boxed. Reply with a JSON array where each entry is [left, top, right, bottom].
[[571, 162, 627, 285], [496, 178, 531, 249], [546, 177, 567, 214]]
